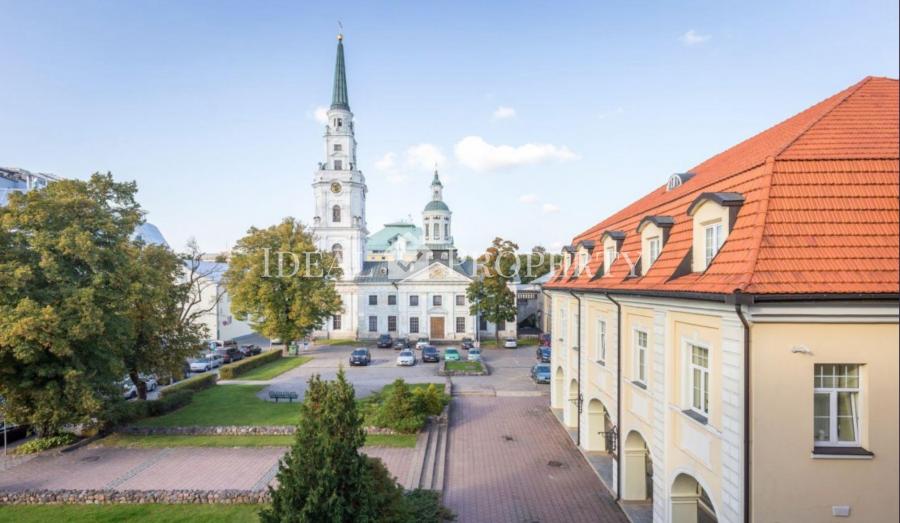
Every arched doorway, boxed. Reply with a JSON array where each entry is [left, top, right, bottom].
[[585, 399, 610, 451], [623, 430, 652, 501], [552, 367, 564, 409], [671, 473, 718, 523], [566, 379, 579, 428]]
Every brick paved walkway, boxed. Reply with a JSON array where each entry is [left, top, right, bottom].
[[443, 396, 628, 523], [0, 445, 414, 492]]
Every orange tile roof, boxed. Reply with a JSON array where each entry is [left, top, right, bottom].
[[546, 77, 900, 297]]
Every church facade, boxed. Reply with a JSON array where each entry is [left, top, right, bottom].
[[310, 35, 515, 341]]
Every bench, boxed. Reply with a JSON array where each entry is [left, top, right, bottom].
[[268, 390, 299, 403]]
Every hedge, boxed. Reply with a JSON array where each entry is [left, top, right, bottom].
[[160, 372, 217, 396], [103, 389, 195, 429], [218, 350, 282, 380]]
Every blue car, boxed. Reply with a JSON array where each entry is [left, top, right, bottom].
[[536, 346, 551, 363], [531, 363, 551, 384]]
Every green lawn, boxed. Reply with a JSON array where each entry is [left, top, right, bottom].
[[234, 356, 311, 381], [97, 432, 416, 448], [0, 504, 262, 523], [445, 361, 484, 372], [314, 338, 363, 346], [478, 337, 539, 348], [133, 385, 300, 427]]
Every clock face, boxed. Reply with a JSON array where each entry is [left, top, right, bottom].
[[330, 182, 342, 194]]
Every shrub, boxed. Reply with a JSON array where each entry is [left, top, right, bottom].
[[13, 433, 78, 455], [146, 389, 194, 417], [218, 350, 282, 380], [412, 383, 449, 417], [375, 379, 427, 434], [161, 371, 216, 396], [402, 489, 456, 522]]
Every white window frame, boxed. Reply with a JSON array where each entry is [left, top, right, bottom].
[[368, 316, 377, 332], [409, 317, 419, 333], [814, 364, 861, 447], [648, 236, 661, 266], [455, 317, 466, 333], [604, 246, 617, 275], [633, 328, 648, 385], [704, 222, 724, 268], [596, 319, 607, 364], [387, 315, 397, 332], [687, 343, 710, 418]]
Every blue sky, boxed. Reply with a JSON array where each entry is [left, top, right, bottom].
[[2, 0, 897, 256]]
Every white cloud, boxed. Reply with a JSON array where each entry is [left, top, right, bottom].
[[374, 152, 397, 171], [542, 203, 560, 214], [598, 107, 625, 120], [492, 106, 516, 120], [519, 194, 538, 204], [386, 173, 409, 184], [454, 136, 579, 172], [310, 105, 329, 125], [679, 30, 711, 46], [405, 144, 446, 171]]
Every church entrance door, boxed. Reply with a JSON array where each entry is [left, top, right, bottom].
[[430, 317, 445, 340]]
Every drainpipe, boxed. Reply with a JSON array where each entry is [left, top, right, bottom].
[[734, 292, 751, 523], [568, 291, 583, 447], [601, 292, 623, 501]]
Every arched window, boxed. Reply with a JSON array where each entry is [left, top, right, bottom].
[[433, 223, 439, 239], [331, 243, 343, 265], [444, 223, 449, 238], [332, 205, 341, 223]]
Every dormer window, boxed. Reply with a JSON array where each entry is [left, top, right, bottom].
[[600, 231, 625, 277], [636, 216, 674, 275], [687, 192, 745, 272]]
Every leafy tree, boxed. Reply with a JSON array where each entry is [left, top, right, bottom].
[[261, 370, 377, 522], [226, 218, 342, 346], [377, 379, 425, 434], [0, 173, 141, 434], [467, 237, 519, 346], [517, 245, 561, 284]]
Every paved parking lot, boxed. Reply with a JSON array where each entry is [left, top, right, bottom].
[[256, 343, 549, 400]]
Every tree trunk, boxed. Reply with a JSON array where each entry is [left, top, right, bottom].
[[129, 370, 148, 400]]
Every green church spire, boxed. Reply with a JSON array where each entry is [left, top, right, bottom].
[[331, 34, 350, 110]]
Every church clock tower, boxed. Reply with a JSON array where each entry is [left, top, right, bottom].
[[311, 33, 367, 279]]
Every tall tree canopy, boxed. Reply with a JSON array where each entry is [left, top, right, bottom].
[[467, 237, 519, 346], [517, 245, 561, 283], [225, 218, 342, 345], [0, 173, 141, 433]]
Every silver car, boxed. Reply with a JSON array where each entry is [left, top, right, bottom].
[[467, 348, 482, 362], [396, 349, 417, 366]]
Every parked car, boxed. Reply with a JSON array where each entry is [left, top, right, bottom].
[[422, 346, 441, 363], [139, 374, 159, 392], [349, 348, 371, 366], [189, 357, 214, 372], [415, 337, 430, 350], [206, 353, 224, 368], [539, 333, 552, 347], [396, 349, 417, 366], [531, 363, 551, 384], [461, 337, 475, 350], [536, 346, 551, 363], [376, 334, 393, 348], [393, 337, 411, 350], [0, 421, 29, 444], [503, 337, 518, 349], [444, 348, 461, 361], [467, 348, 482, 362], [120, 378, 137, 399], [215, 347, 244, 364], [239, 344, 262, 357]]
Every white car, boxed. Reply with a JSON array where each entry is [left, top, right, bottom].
[[189, 357, 213, 372], [206, 353, 224, 368], [503, 337, 518, 349], [139, 374, 159, 391], [415, 338, 430, 350], [396, 349, 417, 366], [467, 348, 482, 362]]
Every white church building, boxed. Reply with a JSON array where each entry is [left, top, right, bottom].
[[311, 34, 515, 342]]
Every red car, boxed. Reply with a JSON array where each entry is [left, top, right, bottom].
[[539, 333, 552, 347]]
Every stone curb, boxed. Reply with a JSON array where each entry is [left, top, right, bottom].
[[119, 425, 399, 436], [0, 489, 270, 505]]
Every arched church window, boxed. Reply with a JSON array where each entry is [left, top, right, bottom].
[[444, 223, 449, 238], [331, 244, 343, 264], [433, 223, 439, 239], [332, 205, 341, 223]]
